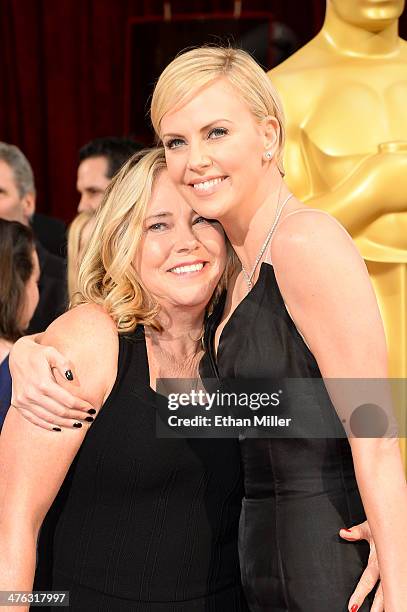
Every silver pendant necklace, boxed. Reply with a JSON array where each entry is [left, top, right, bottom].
[[241, 192, 293, 292]]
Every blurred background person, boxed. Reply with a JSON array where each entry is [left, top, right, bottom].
[[77, 137, 143, 213], [34, 136, 142, 256], [31, 212, 66, 259], [0, 142, 66, 333], [0, 219, 39, 430], [67, 211, 96, 302]]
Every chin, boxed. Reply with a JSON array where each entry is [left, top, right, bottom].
[[182, 187, 235, 221], [191, 198, 233, 222], [174, 296, 211, 309], [359, 5, 402, 25], [171, 289, 215, 310]]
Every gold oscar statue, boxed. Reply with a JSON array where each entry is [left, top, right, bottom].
[[269, 0, 407, 465]]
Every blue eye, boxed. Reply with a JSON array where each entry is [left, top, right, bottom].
[[208, 127, 228, 139], [193, 216, 211, 225], [148, 222, 168, 231], [165, 138, 185, 150]]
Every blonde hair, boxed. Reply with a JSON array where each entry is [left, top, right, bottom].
[[67, 211, 95, 302], [151, 46, 286, 175], [72, 147, 235, 334]]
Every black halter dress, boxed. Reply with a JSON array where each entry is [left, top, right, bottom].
[[200, 262, 373, 612]]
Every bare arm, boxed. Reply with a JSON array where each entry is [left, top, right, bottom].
[[9, 332, 98, 430], [0, 305, 117, 608], [271, 211, 407, 611]]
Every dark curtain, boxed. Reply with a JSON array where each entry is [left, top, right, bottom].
[[0, 0, 133, 222], [0, 0, 405, 223]]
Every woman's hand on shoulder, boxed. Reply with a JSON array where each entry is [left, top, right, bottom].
[[270, 209, 388, 378], [10, 304, 118, 430]]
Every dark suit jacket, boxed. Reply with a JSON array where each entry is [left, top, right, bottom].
[[27, 242, 67, 334], [31, 213, 67, 258]]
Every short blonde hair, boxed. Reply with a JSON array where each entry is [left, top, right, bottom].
[[67, 211, 95, 302], [151, 46, 285, 175], [72, 147, 235, 333]]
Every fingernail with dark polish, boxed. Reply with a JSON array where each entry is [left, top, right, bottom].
[[53, 427, 61, 432], [87, 409, 96, 415], [65, 370, 74, 381], [351, 605, 359, 612], [85, 416, 94, 422], [73, 422, 82, 428]]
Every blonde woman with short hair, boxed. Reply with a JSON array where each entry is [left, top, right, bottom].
[[0, 147, 249, 610], [149, 46, 407, 612]]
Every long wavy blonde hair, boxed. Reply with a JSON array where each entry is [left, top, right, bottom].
[[72, 147, 235, 333]]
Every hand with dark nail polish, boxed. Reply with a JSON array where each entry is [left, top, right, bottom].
[[87, 409, 96, 415], [73, 422, 82, 428], [53, 427, 61, 432], [65, 370, 74, 381], [85, 416, 94, 423]]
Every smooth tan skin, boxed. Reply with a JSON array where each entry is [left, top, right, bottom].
[[0, 172, 227, 609], [268, 0, 407, 466], [76, 156, 110, 213], [160, 77, 407, 611]]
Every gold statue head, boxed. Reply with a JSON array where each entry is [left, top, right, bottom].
[[151, 46, 286, 175], [328, 0, 405, 32]]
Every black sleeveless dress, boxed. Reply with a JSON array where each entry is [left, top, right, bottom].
[[34, 327, 249, 611], [200, 262, 373, 612]]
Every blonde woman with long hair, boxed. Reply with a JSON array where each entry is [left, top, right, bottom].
[[0, 148, 249, 611]]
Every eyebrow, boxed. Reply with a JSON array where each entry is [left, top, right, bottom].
[[162, 119, 233, 139], [144, 211, 173, 222]]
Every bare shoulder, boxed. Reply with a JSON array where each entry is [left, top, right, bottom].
[[42, 303, 118, 406], [270, 207, 363, 274], [269, 207, 375, 315], [268, 209, 386, 378], [45, 301, 114, 335]]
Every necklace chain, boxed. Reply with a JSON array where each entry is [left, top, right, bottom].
[[241, 192, 293, 291]]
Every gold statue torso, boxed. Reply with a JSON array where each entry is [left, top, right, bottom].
[[269, 3, 407, 461], [272, 39, 407, 260]]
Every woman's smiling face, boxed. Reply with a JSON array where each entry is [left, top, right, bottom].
[[134, 169, 227, 312], [160, 78, 278, 223]]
